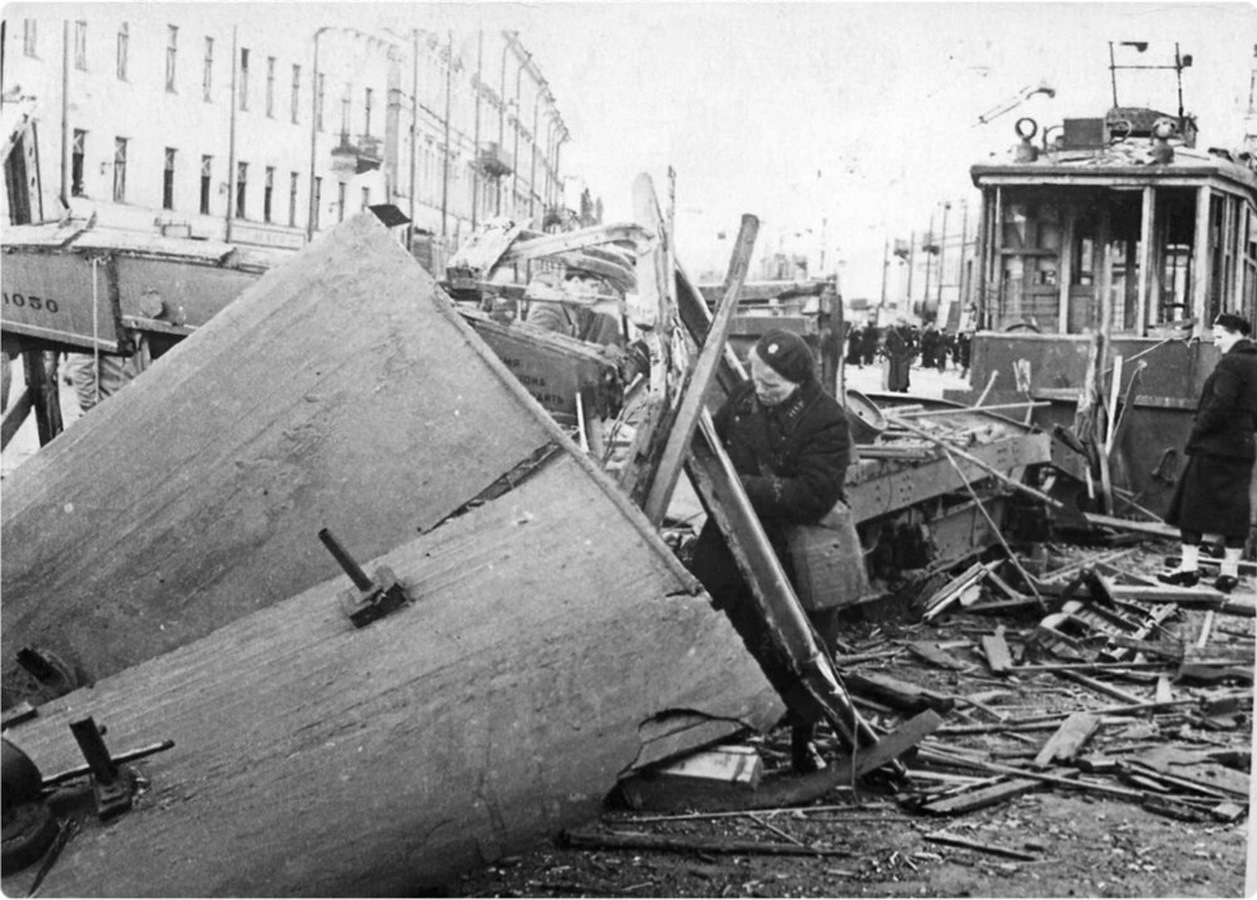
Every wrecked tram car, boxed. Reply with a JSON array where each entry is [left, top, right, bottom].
[[951, 97, 1257, 522]]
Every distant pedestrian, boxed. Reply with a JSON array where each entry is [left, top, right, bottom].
[[861, 325, 880, 367], [885, 320, 912, 392], [956, 331, 972, 378], [846, 324, 863, 367]]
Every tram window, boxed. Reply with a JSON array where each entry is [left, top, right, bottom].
[[1073, 238, 1094, 286]]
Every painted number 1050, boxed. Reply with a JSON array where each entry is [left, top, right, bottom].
[[2, 292, 61, 314]]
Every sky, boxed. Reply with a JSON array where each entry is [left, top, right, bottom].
[[371, 1, 1257, 295], [37, 1, 1255, 294]]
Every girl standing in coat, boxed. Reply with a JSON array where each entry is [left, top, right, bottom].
[[1159, 313, 1257, 593]]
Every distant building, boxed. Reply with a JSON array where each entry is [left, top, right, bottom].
[[1, 10, 570, 269]]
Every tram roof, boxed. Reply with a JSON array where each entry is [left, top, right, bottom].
[[971, 142, 1257, 194]]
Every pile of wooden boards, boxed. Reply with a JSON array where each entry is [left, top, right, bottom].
[[0, 213, 789, 896]]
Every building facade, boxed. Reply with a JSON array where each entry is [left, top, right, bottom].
[[1, 8, 568, 267]]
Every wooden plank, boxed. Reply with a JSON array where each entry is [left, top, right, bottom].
[[1155, 675, 1174, 704], [1053, 669, 1146, 705], [2, 214, 559, 704], [1033, 712, 1100, 768], [642, 214, 758, 525], [444, 219, 523, 277], [907, 640, 969, 671], [0, 454, 782, 897], [652, 745, 763, 787], [843, 671, 955, 715], [981, 628, 1014, 675], [1083, 512, 1179, 539], [921, 778, 1041, 815], [562, 829, 844, 857], [498, 222, 652, 265], [0, 383, 32, 450], [1107, 583, 1227, 605], [923, 831, 1038, 862]]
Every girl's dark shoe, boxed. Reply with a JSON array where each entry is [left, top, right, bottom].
[[1157, 569, 1199, 587], [1214, 575, 1240, 594]]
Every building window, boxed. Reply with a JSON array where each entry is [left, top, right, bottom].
[[239, 49, 250, 111], [165, 26, 178, 93], [290, 65, 301, 124], [312, 176, 322, 231], [337, 181, 346, 223], [288, 171, 299, 226], [71, 130, 86, 197], [235, 162, 248, 218], [361, 186, 371, 212], [265, 56, 276, 118], [315, 73, 326, 132], [263, 166, 275, 223], [364, 87, 373, 137], [23, 19, 36, 57], [162, 148, 177, 210], [74, 21, 87, 70], [113, 138, 128, 202], [200, 155, 212, 214], [340, 87, 351, 141], [203, 36, 213, 102], [116, 22, 129, 80]]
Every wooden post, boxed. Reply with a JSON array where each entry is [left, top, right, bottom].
[[1137, 186, 1154, 336], [1059, 206, 1075, 333], [23, 350, 63, 446], [642, 214, 758, 525], [1191, 186, 1212, 335]]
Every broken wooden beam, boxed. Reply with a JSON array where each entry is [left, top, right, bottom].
[[561, 828, 847, 857], [1082, 513, 1179, 539], [922, 831, 1039, 862], [1053, 669, 1146, 705], [843, 671, 956, 715], [1033, 712, 1100, 768], [640, 214, 758, 525], [981, 627, 1014, 675], [919, 778, 1041, 815]]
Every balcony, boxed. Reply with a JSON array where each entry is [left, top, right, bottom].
[[329, 132, 382, 176], [477, 142, 512, 178]]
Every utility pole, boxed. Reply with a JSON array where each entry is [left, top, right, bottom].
[[227, 25, 238, 242], [440, 30, 452, 238], [922, 209, 937, 315], [936, 201, 951, 314], [471, 30, 483, 229], [407, 29, 418, 250], [879, 236, 889, 308], [905, 230, 915, 311], [957, 199, 970, 310], [307, 27, 327, 243], [60, 20, 69, 209]]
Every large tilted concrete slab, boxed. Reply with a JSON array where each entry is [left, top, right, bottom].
[[2, 214, 558, 702], [1, 450, 780, 897]]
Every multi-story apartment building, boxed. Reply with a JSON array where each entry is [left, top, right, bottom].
[[1, 8, 569, 267]]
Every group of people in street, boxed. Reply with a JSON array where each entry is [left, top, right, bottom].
[[844, 319, 972, 392]]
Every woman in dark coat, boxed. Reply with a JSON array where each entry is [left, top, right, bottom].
[[1159, 313, 1257, 593], [688, 328, 852, 773]]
